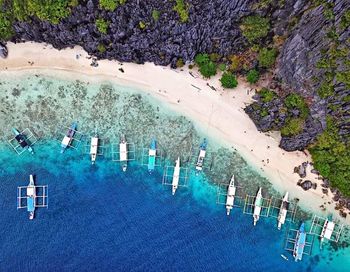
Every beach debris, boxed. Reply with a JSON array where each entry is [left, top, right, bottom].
[[0, 42, 8, 58], [119, 68, 125, 73], [191, 84, 201, 90], [90, 58, 98, 67]]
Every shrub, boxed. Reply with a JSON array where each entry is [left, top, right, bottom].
[[240, 15, 270, 43], [99, 0, 117, 11], [97, 43, 106, 53], [139, 21, 146, 29], [209, 53, 220, 62], [176, 58, 184, 68], [317, 82, 334, 98], [220, 72, 238, 88], [152, 9, 160, 21], [246, 69, 260, 84], [281, 118, 304, 136], [258, 48, 277, 68], [199, 61, 217, 78], [173, 0, 189, 23], [259, 88, 276, 103], [95, 18, 109, 34], [218, 63, 226, 71], [0, 10, 13, 40], [194, 53, 210, 66], [228, 55, 241, 71], [336, 71, 350, 89], [284, 93, 309, 118]]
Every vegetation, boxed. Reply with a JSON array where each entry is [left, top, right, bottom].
[[218, 63, 226, 71], [173, 0, 189, 23], [95, 18, 109, 34], [284, 93, 309, 118], [246, 69, 260, 84], [259, 88, 276, 103], [240, 15, 270, 43], [97, 43, 106, 53], [258, 48, 277, 68], [152, 9, 160, 22], [281, 118, 305, 136], [220, 72, 238, 88], [0, 7, 13, 40], [310, 117, 350, 196], [176, 58, 184, 68], [139, 21, 146, 29], [99, 0, 126, 11], [194, 53, 217, 78]]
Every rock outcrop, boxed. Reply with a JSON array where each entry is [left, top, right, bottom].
[[0, 42, 8, 58]]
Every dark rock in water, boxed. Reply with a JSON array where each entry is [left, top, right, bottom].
[[299, 180, 313, 191], [0, 42, 8, 58]]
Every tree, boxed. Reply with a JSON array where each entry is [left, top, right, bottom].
[[173, 0, 189, 23], [99, 0, 127, 11], [240, 15, 270, 43], [194, 53, 209, 66], [152, 10, 160, 21], [258, 48, 277, 68], [246, 69, 260, 84], [95, 18, 109, 34], [220, 72, 238, 88]]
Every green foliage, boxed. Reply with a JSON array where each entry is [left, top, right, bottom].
[[139, 21, 146, 29], [209, 53, 220, 62], [95, 18, 109, 34], [258, 48, 277, 68], [259, 88, 276, 103], [284, 93, 309, 118], [246, 69, 260, 84], [99, 0, 117, 11], [281, 118, 305, 136], [0, 7, 13, 40], [199, 61, 217, 78], [240, 15, 270, 43], [152, 10, 160, 21], [97, 43, 106, 53], [340, 10, 350, 30], [176, 58, 184, 68], [194, 53, 210, 66], [310, 117, 350, 196], [173, 0, 189, 23], [218, 63, 226, 71], [317, 81, 334, 98], [336, 71, 350, 89], [220, 72, 238, 88]]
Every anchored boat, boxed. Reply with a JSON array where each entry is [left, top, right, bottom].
[[172, 157, 180, 195], [90, 132, 99, 164], [320, 218, 335, 246], [12, 128, 34, 154], [253, 187, 263, 226], [293, 222, 306, 261], [277, 192, 289, 230], [148, 139, 157, 173], [61, 122, 77, 153], [27, 175, 36, 220], [225, 175, 236, 216], [120, 135, 128, 172], [195, 138, 207, 173]]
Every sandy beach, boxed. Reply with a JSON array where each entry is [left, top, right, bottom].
[[1, 41, 348, 225]]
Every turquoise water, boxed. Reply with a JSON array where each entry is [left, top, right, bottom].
[[0, 73, 349, 271]]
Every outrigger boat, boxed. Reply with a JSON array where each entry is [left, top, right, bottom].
[[320, 217, 335, 246], [120, 135, 128, 172], [293, 222, 306, 261], [225, 175, 236, 216], [172, 157, 180, 195], [148, 139, 157, 173], [195, 138, 207, 173], [12, 128, 34, 154], [277, 192, 289, 230], [27, 174, 36, 220], [90, 132, 99, 164], [61, 122, 77, 153], [253, 187, 263, 226]]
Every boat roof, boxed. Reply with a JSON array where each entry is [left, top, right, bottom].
[[324, 221, 335, 239], [27, 197, 35, 212], [296, 232, 306, 259]]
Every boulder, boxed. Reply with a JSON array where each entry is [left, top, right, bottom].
[[299, 180, 313, 191], [0, 42, 8, 58]]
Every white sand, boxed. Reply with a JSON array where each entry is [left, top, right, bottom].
[[1, 41, 348, 225]]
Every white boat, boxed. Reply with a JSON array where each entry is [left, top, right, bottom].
[[320, 218, 335, 245], [253, 187, 263, 226], [172, 157, 180, 195], [27, 175, 36, 220], [225, 175, 236, 216], [120, 135, 128, 172], [195, 139, 207, 172], [277, 192, 289, 230], [90, 133, 99, 164], [281, 254, 289, 261]]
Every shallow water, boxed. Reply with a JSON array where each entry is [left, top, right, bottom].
[[0, 73, 349, 271]]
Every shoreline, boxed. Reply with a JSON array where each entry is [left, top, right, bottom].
[[1, 41, 349, 225]]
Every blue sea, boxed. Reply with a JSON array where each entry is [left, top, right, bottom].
[[0, 73, 349, 271]]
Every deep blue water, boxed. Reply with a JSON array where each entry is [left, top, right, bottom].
[[0, 141, 349, 272]]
